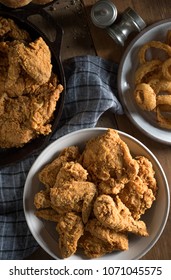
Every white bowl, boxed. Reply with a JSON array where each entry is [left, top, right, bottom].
[[23, 128, 170, 260]]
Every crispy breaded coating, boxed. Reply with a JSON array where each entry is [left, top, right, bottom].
[[50, 181, 97, 224], [119, 156, 157, 220], [94, 195, 148, 236], [85, 219, 128, 250], [35, 209, 61, 222], [119, 179, 155, 220], [0, 76, 62, 148], [0, 16, 31, 41], [15, 37, 52, 85], [34, 190, 51, 209], [98, 179, 125, 195], [54, 161, 88, 187], [136, 156, 157, 195], [56, 212, 84, 258], [81, 129, 139, 187], [38, 146, 80, 189], [79, 232, 115, 258]]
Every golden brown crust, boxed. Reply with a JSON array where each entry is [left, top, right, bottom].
[[81, 129, 139, 184], [38, 146, 81, 189], [93, 195, 148, 236], [85, 219, 128, 251], [56, 212, 84, 259]]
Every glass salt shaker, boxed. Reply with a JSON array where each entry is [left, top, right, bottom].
[[91, 0, 146, 46]]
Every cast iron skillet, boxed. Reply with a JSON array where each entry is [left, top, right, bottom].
[[0, 2, 66, 167]]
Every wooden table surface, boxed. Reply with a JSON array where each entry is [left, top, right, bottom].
[[27, 0, 171, 260]]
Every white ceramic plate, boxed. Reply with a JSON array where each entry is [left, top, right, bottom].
[[23, 128, 170, 260], [118, 19, 171, 145]]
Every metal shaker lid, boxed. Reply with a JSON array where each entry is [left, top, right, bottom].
[[91, 0, 117, 28], [123, 7, 146, 31]]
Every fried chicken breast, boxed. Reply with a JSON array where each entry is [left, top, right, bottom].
[[81, 129, 139, 190]]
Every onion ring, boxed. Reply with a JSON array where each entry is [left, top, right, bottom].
[[134, 83, 156, 111], [143, 79, 171, 94], [134, 60, 162, 85], [156, 106, 171, 129], [138, 41, 171, 64], [156, 95, 171, 106], [161, 57, 171, 80]]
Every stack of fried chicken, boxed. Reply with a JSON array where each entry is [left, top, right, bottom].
[[34, 129, 157, 259], [0, 17, 63, 148]]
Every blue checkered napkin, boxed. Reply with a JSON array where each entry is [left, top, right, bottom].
[[0, 55, 123, 260]]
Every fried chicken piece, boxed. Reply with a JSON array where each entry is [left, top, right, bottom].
[[0, 16, 31, 41], [35, 208, 61, 222], [54, 161, 88, 188], [0, 76, 63, 148], [1, 36, 54, 97], [81, 129, 139, 189], [2, 37, 52, 95], [0, 41, 39, 98], [94, 195, 148, 236], [79, 232, 116, 258], [15, 37, 52, 85], [85, 218, 128, 250], [136, 156, 157, 195], [1, 41, 40, 97], [34, 190, 51, 209], [50, 181, 97, 224], [56, 212, 84, 258], [119, 156, 157, 220], [38, 146, 80, 189]]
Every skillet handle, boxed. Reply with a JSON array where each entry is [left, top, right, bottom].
[[0, 5, 63, 57], [28, 8, 63, 57]]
